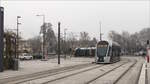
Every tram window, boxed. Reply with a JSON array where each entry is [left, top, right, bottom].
[[97, 47, 107, 56]]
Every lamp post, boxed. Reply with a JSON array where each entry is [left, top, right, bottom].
[[16, 16, 21, 59], [36, 14, 46, 60]]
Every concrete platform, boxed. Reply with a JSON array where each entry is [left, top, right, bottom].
[[138, 61, 150, 84], [138, 63, 146, 84], [0, 57, 94, 80], [147, 62, 150, 84]]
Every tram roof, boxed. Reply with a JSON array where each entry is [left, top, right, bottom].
[[97, 40, 120, 47], [75, 47, 96, 50]]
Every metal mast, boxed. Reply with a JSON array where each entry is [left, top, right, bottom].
[[99, 21, 103, 41], [58, 22, 61, 64], [0, 7, 4, 72]]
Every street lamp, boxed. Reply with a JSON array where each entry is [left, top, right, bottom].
[[36, 14, 46, 60], [16, 16, 21, 59], [36, 14, 45, 24]]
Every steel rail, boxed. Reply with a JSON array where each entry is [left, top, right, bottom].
[[85, 59, 131, 84], [15, 63, 96, 84], [41, 64, 105, 84], [0, 63, 93, 84], [113, 59, 137, 84], [41, 61, 129, 84]]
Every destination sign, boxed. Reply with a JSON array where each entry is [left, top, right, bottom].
[[97, 44, 108, 48]]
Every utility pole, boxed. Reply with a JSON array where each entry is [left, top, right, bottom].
[[0, 7, 4, 72], [16, 16, 21, 59], [58, 22, 61, 64], [99, 21, 103, 41]]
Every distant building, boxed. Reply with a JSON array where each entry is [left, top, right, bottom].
[[19, 40, 32, 54]]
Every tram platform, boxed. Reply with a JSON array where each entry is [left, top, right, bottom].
[[147, 62, 150, 84], [138, 61, 150, 84]]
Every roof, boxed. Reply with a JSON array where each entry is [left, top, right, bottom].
[[97, 40, 120, 47]]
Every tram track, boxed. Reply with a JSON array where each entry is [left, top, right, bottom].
[[86, 59, 137, 84], [86, 63, 130, 84], [115, 59, 143, 84], [113, 59, 137, 84], [1, 57, 134, 84], [0, 63, 96, 84], [33, 60, 129, 84], [20, 64, 105, 84]]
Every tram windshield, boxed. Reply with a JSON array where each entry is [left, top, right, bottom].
[[97, 45, 108, 57]]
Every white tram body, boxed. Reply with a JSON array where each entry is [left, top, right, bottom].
[[95, 40, 121, 63]]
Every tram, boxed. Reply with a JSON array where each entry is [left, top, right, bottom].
[[74, 47, 95, 57], [95, 40, 121, 63]]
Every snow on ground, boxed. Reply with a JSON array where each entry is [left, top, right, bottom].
[[0, 57, 94, 79]]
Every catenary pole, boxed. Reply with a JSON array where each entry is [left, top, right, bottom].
[[99, 21, 102, 41], [0, 7, 4, 72], [58, 22, 61, 64]]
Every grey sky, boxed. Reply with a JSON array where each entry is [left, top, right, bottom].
[[1, 1, 150, 40]]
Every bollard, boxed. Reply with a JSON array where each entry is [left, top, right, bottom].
[[147, 55, 149, 63], [146, 48, 150, 63]]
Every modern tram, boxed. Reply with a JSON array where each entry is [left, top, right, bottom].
[[95, 40, 121, 63], [74, 47, 95, 57]]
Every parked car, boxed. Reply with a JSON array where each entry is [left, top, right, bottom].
[[33, 54, 42, 59], [19, 53, 33, 60]]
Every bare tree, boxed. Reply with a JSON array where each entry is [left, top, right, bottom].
[[87, 37, 97, 47], [108, 28, 150, 55], [79, 31, 90, 47], [28, 36, 41, 54], [40, 23, 57, 53]]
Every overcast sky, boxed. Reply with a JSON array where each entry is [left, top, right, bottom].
[[1, 1, 150, 40]]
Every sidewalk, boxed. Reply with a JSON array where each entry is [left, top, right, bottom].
[[147, 62, 150, 84], [138, 61, 150, 84], [0, 57, 94, 80]]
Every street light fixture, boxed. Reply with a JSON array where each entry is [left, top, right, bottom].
[[36, 14, 45, 24]]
